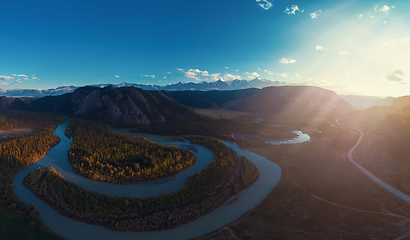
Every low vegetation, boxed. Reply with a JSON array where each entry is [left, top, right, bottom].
[[24, 136, 260, 231]]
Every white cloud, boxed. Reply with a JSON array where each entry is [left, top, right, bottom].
[[31, 77, 39, 81], [256, 0, 273, 10], [359, 14, 363, 18], [184, 71, 200, 80], [0, 75, 14, 81], [279, 58, 296, 64], [295, 74, 330, 87], [225, 67, 229, 69], [316, 45, 328, 51], [189, 69, 201, 73], [11, 80, 21, 85], [177, 68, 243, 81], [201, 71, 210, 76], [285, 5, 301, 15], [382, 37, 410, 47], [234, 69, 239, 72], [251, 72, 260, 77], [263, 70, 288, 77], [12, 74, 28, 77], [385, 68, 404, 82], [0, 82, 7, 86], [223, 74, 241, 81], [339, 51, 349, 55], [210, 73, 221, 81], [346, 69, 358, 75], [379, 5, 391, 13], [115, 75, 119, 78], [179, 69, 212, 81], [244, 72, 260, 80], [257, 68, 261, 71], [310, 10, 322, 19], [141, 74, 155, 78], [374, 6, 378, 12], [277, 72, 289, 78]]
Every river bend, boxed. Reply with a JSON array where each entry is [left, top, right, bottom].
[[13, 118, 282, 240]]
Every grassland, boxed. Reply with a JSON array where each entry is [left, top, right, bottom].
[[196, 116, 410, 239], [341, 101, 410, 199]]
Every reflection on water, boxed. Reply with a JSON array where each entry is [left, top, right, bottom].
[[13, 119, 282, 240], [232, 130, 310, 145]]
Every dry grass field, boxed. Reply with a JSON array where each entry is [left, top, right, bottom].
[[197, 117, 410, 240]]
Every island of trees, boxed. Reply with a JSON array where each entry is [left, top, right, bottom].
[[67, 118, 196, 183], [23, 136, 260, 231]]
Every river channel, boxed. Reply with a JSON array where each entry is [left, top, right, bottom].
[[13, 118, 286, 240]]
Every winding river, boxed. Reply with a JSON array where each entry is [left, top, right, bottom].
[[13, 118, 285, 240]]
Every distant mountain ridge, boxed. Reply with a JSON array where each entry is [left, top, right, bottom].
[[340, 95, 395, 109], [230, 86, 353, 117], [0, 78, 284, 98]]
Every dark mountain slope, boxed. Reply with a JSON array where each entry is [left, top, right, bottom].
[[163, 88, 259, 109], [0, 85, 201, 125], [230, 86, 353, 117]]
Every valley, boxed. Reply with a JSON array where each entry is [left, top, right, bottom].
[[3, 1, 410, 239], [0, 85, 409, 239]]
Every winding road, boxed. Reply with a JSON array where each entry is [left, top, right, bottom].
[[337, 120, 410, 204]]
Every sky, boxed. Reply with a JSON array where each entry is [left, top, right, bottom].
[[1, 0, 409, 97]]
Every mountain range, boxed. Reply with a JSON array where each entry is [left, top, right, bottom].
[[0, 85, 355, 125], [0, 78, 284, 98], [0, 79, 396, 110]]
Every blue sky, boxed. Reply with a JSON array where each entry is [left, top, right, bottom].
[[1, 0, 409, 97]]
